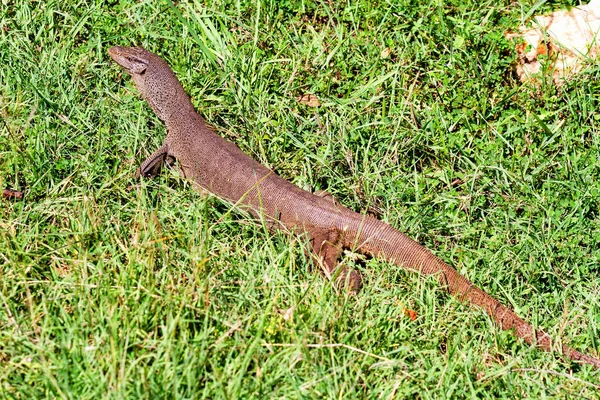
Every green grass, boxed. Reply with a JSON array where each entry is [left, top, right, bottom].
[[2, 0, 600, 398]]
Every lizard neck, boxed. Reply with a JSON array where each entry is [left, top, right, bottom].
[[163, 101, 196, 127]]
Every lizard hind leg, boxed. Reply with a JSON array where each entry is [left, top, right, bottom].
[[310, 228, 363, 293]]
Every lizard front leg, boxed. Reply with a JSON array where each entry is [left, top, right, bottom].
[[135, 142, 175, 178]]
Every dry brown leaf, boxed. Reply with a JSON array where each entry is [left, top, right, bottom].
[[297, 94, 320, 107], [2, 189, 23, 200], [404, 309, 417, 321]]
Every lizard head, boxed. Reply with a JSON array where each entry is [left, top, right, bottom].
[[108, 46, 192, 121]]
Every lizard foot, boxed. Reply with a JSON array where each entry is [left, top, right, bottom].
[[310, 228, 363, 293]]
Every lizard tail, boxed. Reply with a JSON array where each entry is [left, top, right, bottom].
[[344, 215, 600, 369]]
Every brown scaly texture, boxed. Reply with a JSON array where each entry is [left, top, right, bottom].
[[108, 46, 600, 369]]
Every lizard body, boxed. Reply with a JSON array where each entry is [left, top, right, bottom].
[[108, 46, 600, 369]]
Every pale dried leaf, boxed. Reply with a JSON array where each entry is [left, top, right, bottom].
[[279, 307, 294, 321], [507, 0, 600, 84]]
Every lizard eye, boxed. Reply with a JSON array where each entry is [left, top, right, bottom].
[[125, 55, 148, 74]]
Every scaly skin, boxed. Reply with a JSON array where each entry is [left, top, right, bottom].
[[108, 46, 600, 369]]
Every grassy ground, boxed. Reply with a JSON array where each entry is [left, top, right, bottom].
[[2, 0, 600, 398]]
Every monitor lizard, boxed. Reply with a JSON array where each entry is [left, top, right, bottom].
[[108, 45, 600, 369]]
